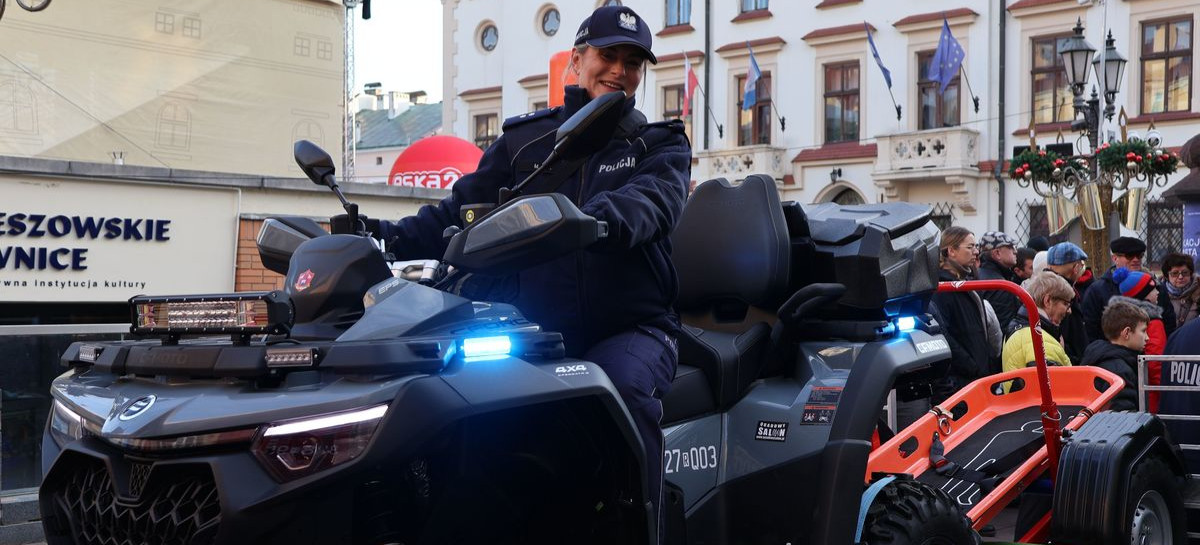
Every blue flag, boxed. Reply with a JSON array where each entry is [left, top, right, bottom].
[[864, 23, 892, 89], [742, 42, 762, 110], [928, 17, 965, 95]]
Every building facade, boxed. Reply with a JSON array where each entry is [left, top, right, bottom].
[[0, 1, 445, 517], [443, 0, 1197, 245], [354, 90, 443, 184]]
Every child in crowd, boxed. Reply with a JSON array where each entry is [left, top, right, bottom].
[[1081, 299, 1150, 412], [1109, 268, 1166, 410]]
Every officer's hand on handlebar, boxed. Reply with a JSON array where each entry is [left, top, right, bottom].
[[330, 214, 381, 236]]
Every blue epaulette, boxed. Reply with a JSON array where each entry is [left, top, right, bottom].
[[503, 107, 560, 130]]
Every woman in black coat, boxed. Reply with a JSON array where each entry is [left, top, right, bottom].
[[929, 226, 993, 402]]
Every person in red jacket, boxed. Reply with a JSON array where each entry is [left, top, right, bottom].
[[1110, 267, 1166, 411]]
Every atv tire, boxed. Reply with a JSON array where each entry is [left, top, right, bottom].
[[1123, 456, 1186, 545], [861, 478, 980, 545]]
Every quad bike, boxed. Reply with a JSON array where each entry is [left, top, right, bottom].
[[39, 91, 1185, 545]]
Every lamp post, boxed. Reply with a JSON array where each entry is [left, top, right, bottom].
[[1013, 20, 1177, 273], [1058, 19, 1127, 273]]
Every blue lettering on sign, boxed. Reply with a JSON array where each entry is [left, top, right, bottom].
[[0, 210, 171, 271]]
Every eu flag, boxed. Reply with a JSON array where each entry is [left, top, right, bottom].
[[928, 17, 965, 95]]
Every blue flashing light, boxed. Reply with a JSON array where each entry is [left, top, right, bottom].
[[462, 336, 512, 359], [896, 316, 917, 332]]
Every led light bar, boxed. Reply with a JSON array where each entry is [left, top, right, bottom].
[[130, 291, 293, 336], [462, 335, 512, 359], [265, 347, 318, 368], [78, 344, 103, 363]]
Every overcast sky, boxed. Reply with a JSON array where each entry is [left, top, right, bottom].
[[353, 0, 444, 102]]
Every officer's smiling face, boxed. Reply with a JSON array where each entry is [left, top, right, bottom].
[[573, 44, 644, 99]]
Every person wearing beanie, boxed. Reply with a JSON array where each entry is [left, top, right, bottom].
[[1027, 235, 1051, 252], [1043, 242, 1089, 365], [1111, 268, 1167, 411], [1083, 236, 1177, 344], [976, 231, 1021, 340], [1162, 252, 1200, 328]]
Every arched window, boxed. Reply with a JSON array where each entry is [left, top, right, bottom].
[[155, 102, 191, 149], [0, 82, 37, 133]]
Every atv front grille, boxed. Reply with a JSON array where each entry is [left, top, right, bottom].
[[48, 460, 220, 545]]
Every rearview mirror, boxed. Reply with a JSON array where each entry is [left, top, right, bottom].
[[551, 91, 626, 162], [294, 140, 337, 188]]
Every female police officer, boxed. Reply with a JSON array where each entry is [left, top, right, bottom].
[[367, 5, 690, 539]]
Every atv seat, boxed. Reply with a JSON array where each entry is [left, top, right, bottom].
[[663, 175, 792, 424]]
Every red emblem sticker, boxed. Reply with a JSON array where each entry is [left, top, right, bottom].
[[294, 269, 315, 291]]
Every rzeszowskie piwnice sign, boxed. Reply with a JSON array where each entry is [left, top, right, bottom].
[[1, 176, 236, 302]]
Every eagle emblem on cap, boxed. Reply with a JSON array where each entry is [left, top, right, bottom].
[[618, 12, 638, 32]]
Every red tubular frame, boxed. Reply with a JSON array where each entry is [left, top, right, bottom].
[[935, 279, 1063, 480]]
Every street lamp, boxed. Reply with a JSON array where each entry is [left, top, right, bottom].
[[1093, 31, 1127, 121], [1013, 19, 1176, 273]]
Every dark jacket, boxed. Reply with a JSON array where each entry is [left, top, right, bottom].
[[1081, 339, 1140, 412], [930, 268, 992, 397], [1162, 318, 1200, 471], [977, 253, 1022, 332], [1047, 270, 1088, 366], [1082, 267, 1177, 343], [377, 86, 691, 355]]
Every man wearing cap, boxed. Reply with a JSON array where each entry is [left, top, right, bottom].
[[977, 231, 1021, 335], [354, 6, 689, 538], [1082, 236, 1177, 343], [1044, 242, 1090, 365]]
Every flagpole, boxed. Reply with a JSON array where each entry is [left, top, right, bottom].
[[692, 81, 724, 139], [959, 65, 981, 113], [886, 87, 902, 122]]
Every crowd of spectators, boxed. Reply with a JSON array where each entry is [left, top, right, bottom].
[[925, 229, 1200, 415]]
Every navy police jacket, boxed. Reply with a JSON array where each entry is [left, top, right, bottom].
[[377, 86, 691, 355]]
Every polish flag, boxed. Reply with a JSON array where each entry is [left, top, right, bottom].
[[683, 53, 699, 119]]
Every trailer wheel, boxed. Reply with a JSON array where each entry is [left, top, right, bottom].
[[1124, 456, 1186, 545], [862, 478, 980, 545]]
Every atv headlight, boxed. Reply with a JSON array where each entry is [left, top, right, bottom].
[[251, 404, 388, 482], [49, 400, 86, 447]]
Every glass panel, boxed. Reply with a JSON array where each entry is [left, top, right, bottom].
[[739, 108, 752, 146], [663, 86, 681, 116], [824, 98, 842, 142], [1168, 56, 1191, 112], [918, 53, 934, 82], [1172, 20, 1192, 52], [759, 75, 772, 99], [1143, 59, 1167, 113], [1033, 73, 1055, 124], [1145, 23, 1166, 54], [845, 94, 860, 141], [1034, 38, 1057, 69], [920, 86, 937, 130], [825, 66, 842, 92], [944, 84, 960, 126], [846, 64, 860, 90], [756, 104, 771, 144]]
